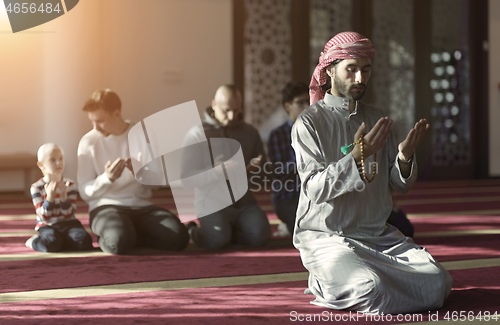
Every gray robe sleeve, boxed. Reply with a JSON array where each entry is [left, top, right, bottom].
[[386, 132, 418, 194], [291, 115, 363, 205]]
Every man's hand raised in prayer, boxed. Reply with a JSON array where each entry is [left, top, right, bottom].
[[124, 157, 134, 176], [351, 117, 393, 163], [246, 154, 263, 173], [105, 158, 126, 182], [398, 119, 429, 162]]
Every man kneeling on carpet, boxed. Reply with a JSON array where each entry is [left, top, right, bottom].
[[26, 143, 93, 252], [78, 89, 189, 255], [292, 31, 452, 314], [184, 85, 271, 250]]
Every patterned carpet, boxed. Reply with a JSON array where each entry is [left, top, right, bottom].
[[1, 179, 500, 324]]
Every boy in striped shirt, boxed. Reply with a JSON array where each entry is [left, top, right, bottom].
[[25, 143, 93, 252]]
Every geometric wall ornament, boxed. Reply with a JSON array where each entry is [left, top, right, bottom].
[[430, 0, 470, 166], [309, 0, 353, 77], [372, 0, 415, 144], [243, 0, 292, 127]]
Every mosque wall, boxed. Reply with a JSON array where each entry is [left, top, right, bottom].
[[0, 0, 232, 190], [489, 0, 500, 176], [0, 0, 498, 190]]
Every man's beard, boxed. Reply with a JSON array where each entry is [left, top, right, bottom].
[[333, 75, 367, 101]]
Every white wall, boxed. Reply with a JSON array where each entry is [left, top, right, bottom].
[[0, 4, 46, 190], [42, 0, 104, 185], [489, 0, 500, 176], [0, 0, 232, 190]]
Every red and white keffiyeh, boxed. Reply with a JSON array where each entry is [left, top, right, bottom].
[[309, 31, 375, 105]]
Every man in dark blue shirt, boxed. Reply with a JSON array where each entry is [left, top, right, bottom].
[[267, 81, 309, 235]]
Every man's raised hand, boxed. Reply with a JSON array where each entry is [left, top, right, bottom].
[[124, 157, 134, 175], [398, 119, 429, 161], [351, 117, 393, 162], [105, 158, 126, 182], [246, 154, 263, 173]]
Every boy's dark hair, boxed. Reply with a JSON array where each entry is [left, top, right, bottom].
[[82, 89, 122, 113], [281, 81, 309, 106]]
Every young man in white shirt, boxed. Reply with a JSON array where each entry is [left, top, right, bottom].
[[77, 89, 189, 255]]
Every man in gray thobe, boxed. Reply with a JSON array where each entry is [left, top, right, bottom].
[[291, 31, 452, 314]]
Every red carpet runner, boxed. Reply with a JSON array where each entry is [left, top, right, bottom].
[[0, 179, 499, 324]]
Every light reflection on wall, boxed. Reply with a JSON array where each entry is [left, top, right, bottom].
[[0, 0, 233, 191], [0, 2, 46, 190], [1, 2, 11, 29]]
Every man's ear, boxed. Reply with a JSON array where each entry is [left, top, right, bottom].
[[37, 161, 44, 171], [284, 102, 292, 114], [326, 66, 335, 78], [112, 108, 121, 118]]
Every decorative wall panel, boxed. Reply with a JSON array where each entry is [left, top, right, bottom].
[[243, 0, 292, 126], [430, 0, 470, 166], [372, 0, 415, 143], [309, 0, 352, 77]]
